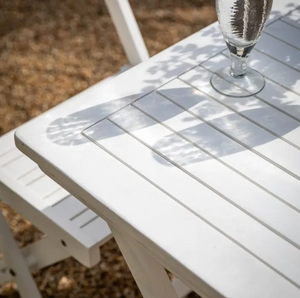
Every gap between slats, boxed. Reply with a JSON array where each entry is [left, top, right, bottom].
[[202, 53, 300, 124], [0, 147, 15, 159], [166, 82, 300, 181], [133, 98, 300, 214], [264, 20, 300, 50], [0, 153, 23, 168], [17, 166, 39, 180], [106, 115, 300, 248], [83, 118, 300, 289], [181, 67, 300, 151], [221, 51, 300, 98], [80, 215, 98, 229]]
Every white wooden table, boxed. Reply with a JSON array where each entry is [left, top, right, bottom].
[[15, 1, 300, 297]]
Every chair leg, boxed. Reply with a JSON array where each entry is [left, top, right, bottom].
[[22, 235, 71, 271], [0, 209, 42, 298], [0, 234, 70, 284], [104, 0, 150, 66]]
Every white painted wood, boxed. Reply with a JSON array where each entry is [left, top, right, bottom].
[[181, 65, 300, 149], [223, 49, 300, 95], [135, 88, 300, 210], [0, 259, 12, 283], [104, 0, 149, 65], [265, 20, 300, 49], [0, 130, 110, 267], [256, 33, 300, 70], [0, 177, 99, 267], [0, 142, 14, 158], [18, 167, 42, 186], [179, 66, 300, 178], [0, 237, 70, 286], [213, 47, 300, 97], [85, 115, 300, 285], [0, 235, 69, 283], [250, 49, 300, 94], [202, 53, 300, 121], [172, 278, 192, 298], [0, 209, 42, 298], [14, 3, 300, 297], [282, 8, 300, 29], [43, 195, 87, 221], [72, 209, 97, 228], [28, 175, 61, 198], [109, 224, 182, 298], [0, 149, 22, 167], [112, 227, 192, 298], [43, 187, 69, 206], [0, 259, 190, 298], [22, 127, 300, 297], [1, 155, 36, 179], [21, 235, 70, 271], [14, 23, 225, 149], [80, 217, 112, 247]]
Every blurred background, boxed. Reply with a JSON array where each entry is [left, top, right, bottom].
[[0, 0, 216, 297]]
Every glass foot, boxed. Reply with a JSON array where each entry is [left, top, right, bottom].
[[210, 66, 265, 98]]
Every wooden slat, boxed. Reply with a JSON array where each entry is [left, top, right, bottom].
[[36, 139, 300, 298], [18, 167, 42, 185], [27, 175, 61, 199], [243, 50, 300, 94], [85, 116, 300, 286], [0, 130, 106, 264], [202, 53, 300, 121], [135, 87, 300, 211], [45, 195, 87, 221], [72, 209, 98, 228], [256, 33, 300, 70], [265, 20, 300, 49], [247, 49, 300, 95], [0, 147, 15, 159], [2, 155, 37, 179], [0, 131, 15, 156], [106, 106, 300, 248], [43, 187, 70, 207], [80, 217, 111, 244], [220, 48, 300, 95], [0, 149, 22, 167], [178, 67, 300, 178], [180, 65, 300, 148], [13, 4, 300, 297], [282, 8, 300, 29]]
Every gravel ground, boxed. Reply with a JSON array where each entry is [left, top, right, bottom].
[[0, 0, 216, 297]]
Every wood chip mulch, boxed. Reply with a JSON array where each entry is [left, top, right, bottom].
[[0, 0, 216, 297]]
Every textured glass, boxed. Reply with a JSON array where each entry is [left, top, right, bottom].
[[217, 0, 273, 47], [211, 0, 273, 97]]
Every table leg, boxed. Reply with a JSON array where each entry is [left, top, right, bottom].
[[109, 225, 179, 298]]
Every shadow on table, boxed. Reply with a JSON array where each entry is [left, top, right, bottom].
[[46, 3, 300, 166], [46, 23, 225, 145]]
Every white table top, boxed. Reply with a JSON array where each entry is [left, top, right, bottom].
[[16, 1, 300, 297]]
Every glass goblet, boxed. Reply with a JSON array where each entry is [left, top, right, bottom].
[[211, 0, 273, 97]]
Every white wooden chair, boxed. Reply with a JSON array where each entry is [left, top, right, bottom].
[[0, 128, 112, 289], [0, 1, 190, 297], [0, 208, 42, 298]]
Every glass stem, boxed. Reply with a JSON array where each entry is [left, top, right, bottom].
[[230, 51, 248, 79]]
